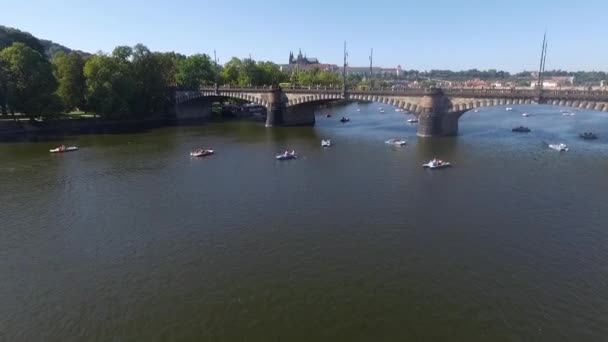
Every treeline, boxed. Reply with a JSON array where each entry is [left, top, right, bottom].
[[0, 42, 180, 120], [0, 40, 290, 120]]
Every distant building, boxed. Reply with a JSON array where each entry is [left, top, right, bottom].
[[337, 65, 402, 77], [289, 49, 319, 66], [530, 74, 575, 88], [282, 50, 404, 79], [280, 63, 338, 73], [379, 65, 402, 77], [463, 79, 489, 87]]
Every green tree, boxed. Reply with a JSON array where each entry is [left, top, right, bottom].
[[83, 53, 134, 119], [176, 54, 214, 89], [52, 51, 85, 111], [221, 57, 243, 86], [256, 61, 287, 86], [220, 57, 287, 87], [112, 46, 133, 61], [295, 68, 342, 87], [0, 26, 45, 55], [130, 44, 174, 116], [0, 58, 8, 116], [156, 52, 184, 88], [0, 42, 60, 119]]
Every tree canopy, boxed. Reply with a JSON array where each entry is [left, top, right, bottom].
[[0, 42, 60, 118], [52, 51, 85, 111], [221, 58, 287, 87], [176, 54, 214, 88]]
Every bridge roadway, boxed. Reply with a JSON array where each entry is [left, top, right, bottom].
[[175, 86, 608, 137]]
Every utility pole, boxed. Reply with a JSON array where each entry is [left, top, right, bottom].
[[369, 48, 373, 89], [537, 32, 548, 90], [214, 50, 219, 95], [342, 41, 348, 97]]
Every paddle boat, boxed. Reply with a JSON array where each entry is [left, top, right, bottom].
[[321, 139, 332, 147], [506, 107, 513, 111], [325, 113, 332, 118], [385, 138, 407, 146], [522, 113, 531, 117], [422, 158, 451, 169], [190, 149, 214, 157], [340, 116, 350, 123], [50, 145, 78, 153], [548, 143, 569, 152], [407, 118, 418, 124], [580, 132, 598, 140], [276, 150, 298, 160], [512, 126, 531, 133]]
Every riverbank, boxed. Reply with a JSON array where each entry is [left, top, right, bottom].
[[0, 116, 217, 142]]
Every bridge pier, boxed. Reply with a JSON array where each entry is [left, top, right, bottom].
[[416, 89, 460, 137], [265, 88, 285, 127], [266, 88, 315, 127]]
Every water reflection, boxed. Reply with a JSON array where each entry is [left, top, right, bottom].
[[1, 102, 607, 341]]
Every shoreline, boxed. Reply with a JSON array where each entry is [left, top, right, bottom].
[[0, 115, 268, 142]]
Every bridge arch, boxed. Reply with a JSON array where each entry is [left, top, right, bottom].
[[175, 91, 268, 108], [447, 96, 608, 114], [285, 97, 424, 115]]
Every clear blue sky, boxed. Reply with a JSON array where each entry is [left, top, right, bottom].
[[3, 0, 607, 72]]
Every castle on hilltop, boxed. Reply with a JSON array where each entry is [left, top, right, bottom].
[[289, 49, 319, 65]]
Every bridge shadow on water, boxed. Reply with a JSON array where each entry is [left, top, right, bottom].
[[415, 137, 460, 160], [194, 119, 321, 146]]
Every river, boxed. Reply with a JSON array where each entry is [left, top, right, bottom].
[[1, 103, 607, 341]]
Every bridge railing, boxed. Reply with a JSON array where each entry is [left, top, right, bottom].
[[179, 86, 608, 101]]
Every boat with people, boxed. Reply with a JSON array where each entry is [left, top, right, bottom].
[[340, 116, 350, 123], [385, 138, 407, 146], [548, 143, 569, 152], [276, 150, 297, 160], [379, 109, 385, 113], [190, 149, 214, 157], [506, 107, 513, 111], [321, 139, 332, 147], [522, 113, 531, 117], [580, 132, 598, 140], [407, 118, 418, 123], [422, 158, 451, 169], [325, 113, 332, 118], [50, 145, 78, 153], [356, 108, 361, 112], [512, 126, 531, 132]]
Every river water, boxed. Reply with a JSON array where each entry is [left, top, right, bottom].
[[1, 104, 607, 341]]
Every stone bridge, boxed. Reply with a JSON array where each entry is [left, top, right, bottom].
[[175, 86, 608, 137]]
